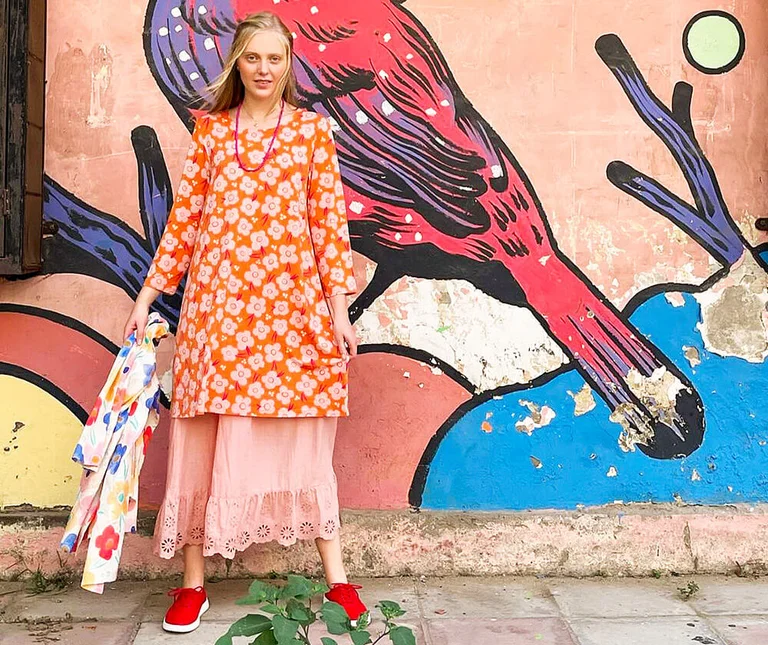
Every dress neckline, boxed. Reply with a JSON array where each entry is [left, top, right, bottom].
[[224, 106, 303, 137]]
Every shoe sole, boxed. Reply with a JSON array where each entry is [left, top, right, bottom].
[[162, 598, 210, 633]]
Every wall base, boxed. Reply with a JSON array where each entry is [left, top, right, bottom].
[[2, 505, 768, 582]]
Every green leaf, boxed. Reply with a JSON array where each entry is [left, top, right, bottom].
[[321, 601, 350, 626], [248, 580, 275, 601], [376, 600, 407, 620], [253, 629, 278, 645], [280, 575, 314, 600], [389, 625, 416, 645], [285, 598, 313, 624], [312, 582, 330, 596], [262, 603, 284, 615], [320, 639, 338, 645], [271, 615, 300, 644], [225, 614, 273, 637], [350, 630, 372, 645], [214, 633, 233, 645], [355, 611, 371, 630]]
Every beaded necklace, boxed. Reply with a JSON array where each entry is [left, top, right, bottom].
[[234, 100, 285, 172]]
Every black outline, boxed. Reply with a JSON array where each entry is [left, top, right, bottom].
[[683, 10, 746, 75], [0, 362, 89, 424]]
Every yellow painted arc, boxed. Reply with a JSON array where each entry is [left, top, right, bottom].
[[0, 375, 82, 509]]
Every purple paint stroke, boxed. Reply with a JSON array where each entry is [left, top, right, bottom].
[[596, 34, 745, 266]]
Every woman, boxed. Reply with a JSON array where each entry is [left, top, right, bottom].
[[124, 11, 365, 633]]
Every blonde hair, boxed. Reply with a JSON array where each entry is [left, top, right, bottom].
[[205, 12, 299, 114]]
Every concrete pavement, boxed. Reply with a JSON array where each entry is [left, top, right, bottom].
[[2, 575, 768, 644]]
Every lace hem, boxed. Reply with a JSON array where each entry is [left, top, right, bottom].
[[153, 481, 340, 559]]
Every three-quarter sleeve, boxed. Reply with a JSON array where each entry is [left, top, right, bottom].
[[144, 116, 211, 295], [306, 117, 357, 298]]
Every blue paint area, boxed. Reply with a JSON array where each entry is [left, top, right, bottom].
[[422, 293, 768, 510]]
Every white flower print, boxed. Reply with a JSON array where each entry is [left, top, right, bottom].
[[263, 370, 281, 390], [296, 375, 318, 396], [226, 276, 244, 294], [211, 375, 229, 394], [210, 396, 231, 413], [220, 318, 237, 336], [245, 296, 266, 317], [240, 175, 258, 194], [235, 245, 252, 263], [223, 162, 244, 181], [230, 365, 252, 387], [223, 189, 239, 206], [241, 198, 257, 217], [264, 343, 284, 363], [244, 264, 266, 286], [247, 380, 265, 398], [292, 145, 308, 164], [268, 220, 285, 241], [236, 331, 255, 351], [314, 392, 331, 409], [300, 345, 319, 362], [250, 230, 269, 250], [277, 180, 293, 198], [262, 253, 279, 271], [275, 272, 294, 292], [285, 330, 302, 348], [263, 283, 279, 299], [278, 245, 298, 266], [246, 316, 268, 340], [272, 319, 288, 336], [224, 296, 245, 317], [273, 299, 290, 316], [258, 165, 280, 186], [231, 395, 252, 415], [236, 218, 253, 236], [259, 398, 277, 415], [208, 216, 224, 236], [221, 345, 239, 362], [276, 385, 294, 405]]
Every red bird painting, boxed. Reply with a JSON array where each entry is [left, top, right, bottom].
[[142, 0, 705, 458]]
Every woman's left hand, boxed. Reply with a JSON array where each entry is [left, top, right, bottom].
[[334, 319, 358, 360]]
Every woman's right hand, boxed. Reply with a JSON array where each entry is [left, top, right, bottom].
[[123, 286, 161, 343], [123, 302, 150, 343]]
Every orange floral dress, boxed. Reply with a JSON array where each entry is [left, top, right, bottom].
[[145, 108, 357, 418]]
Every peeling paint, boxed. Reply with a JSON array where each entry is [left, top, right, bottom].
[[515, 400, 556, 435], [665, 292, 687, 308], [611, 368, 686, 452], [695, 252, 768, 363], [683, 346, 701, 368], [356, 277, 568, 391], [530, 456, 543, 469], [691, 469, 702, 482], [568, 384, 597, 416], [481, 421, 493, 433], [606, 466, 618, 477]]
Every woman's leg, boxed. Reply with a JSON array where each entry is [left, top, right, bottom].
[[183, 545, 206, 588], [316, 534, 348, 585]]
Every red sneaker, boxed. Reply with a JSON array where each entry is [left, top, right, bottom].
[[162, 586, 210, 633], [325, 583, 367, 625]]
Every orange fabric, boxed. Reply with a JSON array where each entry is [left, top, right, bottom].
[[145, 109, 357, 418]]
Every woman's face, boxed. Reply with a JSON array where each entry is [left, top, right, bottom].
[[237, 31, 289, 103]]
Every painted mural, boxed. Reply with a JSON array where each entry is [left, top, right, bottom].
[[1, 1, 766, 513]]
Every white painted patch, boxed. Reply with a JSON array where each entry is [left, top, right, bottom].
[[318, 44, 326, 52], [310, 5, 319, 14], [348, 201, 364, 214], [198, 5, 207, 14], [158, 27, 169, 36], [515, 400, 556, 435], [431, 366, 443, 375], [379, 70, 388, 80], [491, 164, 503, 178], [355, 277, 569, 391], [179, 50, 191, 62], [171, 7, 182, 17], [607, 466, 618, 478], [539, 255, 550, 266], [204, 37, 215, 51], [175, 25, 182, 32], [440, 99, 450, 107], [691, 469, 702, 482], [190, 72, 200, 81], [394, 232, 402, 241], [355, 110, 369, 125], [406, 53, 414, 60], [694, 252, 768, 363], [328, 117, 341, 132], [403, 371, 411, 378], [425, 108, 437, 117], [381, 100, 395, 116], [414, 232, 423, 242], [384, 33, 392, 42], [665, 292, 686, 308], [404, 213, 413, 224]]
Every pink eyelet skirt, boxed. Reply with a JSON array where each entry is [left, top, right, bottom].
[[153, 414, 340, 559]]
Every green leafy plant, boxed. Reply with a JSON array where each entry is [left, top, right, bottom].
[[678, 580, 700, 600], [216, 575, 416, 645]]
